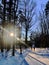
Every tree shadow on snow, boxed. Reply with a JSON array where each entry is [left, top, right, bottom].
[[18, 54, 29, 65]]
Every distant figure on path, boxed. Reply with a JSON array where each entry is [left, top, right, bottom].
[[33, 44, 35, 51]]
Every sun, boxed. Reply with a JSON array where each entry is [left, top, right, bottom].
[[10, 33, 14, 37]]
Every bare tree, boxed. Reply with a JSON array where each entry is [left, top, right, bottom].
[[19, 0, 36, 44], [45, 1, 49, 34], [39, 9, 48, 35], [0, 3, 4, 53]]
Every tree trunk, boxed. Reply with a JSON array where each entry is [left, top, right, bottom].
[[12, 44, 15, 56], [20, 45, 22, 54], [25, 27, 28, 44]]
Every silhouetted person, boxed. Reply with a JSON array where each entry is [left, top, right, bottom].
[[33, 44, 35, 51]]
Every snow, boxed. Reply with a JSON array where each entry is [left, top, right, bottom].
[[33, 48, 49, 58], [0, 48, 49, 65], [0, 49, 29, 65]]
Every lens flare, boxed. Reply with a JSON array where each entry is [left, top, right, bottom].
[[10, 33, 14, 37]]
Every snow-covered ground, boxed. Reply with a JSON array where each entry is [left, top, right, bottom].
[[0, 49, 29, 65], [0, 48, 49, 65], [32, 48, 49, 58]]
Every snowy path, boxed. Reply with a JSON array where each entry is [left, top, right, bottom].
[[25, 55, 44, 65], [23, 49, 45, 65]]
